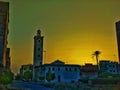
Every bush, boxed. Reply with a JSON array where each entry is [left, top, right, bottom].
[[91, 77, 120, 84], [39, 76, 45, 81], [0, 71, 13, 85], [79, 78, 89, 83], [46, 70, 55, 82], [23, 70, 32, 80]]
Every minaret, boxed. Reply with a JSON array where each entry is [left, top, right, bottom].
[[33, 30, 43, 81]]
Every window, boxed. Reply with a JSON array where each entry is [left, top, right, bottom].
[[74, 68, 77, 72], [69, 68, 71, 71], [43, 67, 45, 71], [112, 65, 115, 68], [38, 55, 40, 57], [58, 68, 60, 71], [65, 68, 68, 71], [48, 67, 51, 71], [52, 67, 55, 71]]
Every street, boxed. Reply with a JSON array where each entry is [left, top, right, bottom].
[[11, 80, 54, 90]]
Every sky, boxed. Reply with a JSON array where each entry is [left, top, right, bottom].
[[2, 0, 120, 73]]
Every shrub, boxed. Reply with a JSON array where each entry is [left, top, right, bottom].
[[0, 71, 13, 85], [39, 76, 45, 81], [23, 70, 32, 80], [91, 77, 120, 84], [79, 78, 89, 83], [46, 70, 55, 82]]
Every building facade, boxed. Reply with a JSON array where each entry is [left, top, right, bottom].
[[43, 60, 81, 83], [33, 30, 44, 81], [6, 48, 11, 70], [99, 60, 118, 74], [81, 63, 98, 79], [0, 1, 9, 67], [116, 21, 120, 63]]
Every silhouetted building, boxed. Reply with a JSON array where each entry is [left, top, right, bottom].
[[6, 48, 11, 70], [99, 60, 118, 74], [0, 1, 9, 67], [116, 21, 120, 63], [33, 30, 44, 81], [81, 63, 98, 78]]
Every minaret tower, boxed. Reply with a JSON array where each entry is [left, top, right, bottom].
[[33, 30, 43, 81]]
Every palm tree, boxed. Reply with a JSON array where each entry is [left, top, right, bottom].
[[92, 50, 101, 70]]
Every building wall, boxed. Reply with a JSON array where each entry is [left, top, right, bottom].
[[107, 62, 118, 74], [43, 65, 81, 83], [81, 64, 98, 78], [99, 60, 118, 74], [116, 21, 120, 63], [6, 48, 10, 70], [0, 1, 9, 67]]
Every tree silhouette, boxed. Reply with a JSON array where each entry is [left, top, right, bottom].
[[46, 70, 55, 82], [92, 50, 101, 70]]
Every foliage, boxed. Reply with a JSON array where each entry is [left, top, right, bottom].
[[39, 76, 45, 81], [0, 71, 13, 85], [91, 77, 120, 84], [92, 51, 101, 64], [23, 70, 32, 80], [46, 70, 55, 82], [15, 74, 23, 80], [79, 78, 89, 83], [99, 72, 120, 78]]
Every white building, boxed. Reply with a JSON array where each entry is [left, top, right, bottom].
[[43, 60, 81, 83]]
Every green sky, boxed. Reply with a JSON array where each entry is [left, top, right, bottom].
[[3, 0, 120, 73]]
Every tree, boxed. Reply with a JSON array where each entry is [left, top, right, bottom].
[[23, 70, 32, 80], [46, 70, 55, 82], [92, 50, 101, 75], [39, 76, 45, 81], [0, 71, 13, 85]]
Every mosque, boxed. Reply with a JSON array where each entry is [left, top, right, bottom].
[[32, 30, 81, 83]]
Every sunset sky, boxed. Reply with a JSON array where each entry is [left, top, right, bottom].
[[2, 0, 120, 73]]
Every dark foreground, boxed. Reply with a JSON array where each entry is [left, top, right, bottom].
[[0, 80, 54, 90]]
